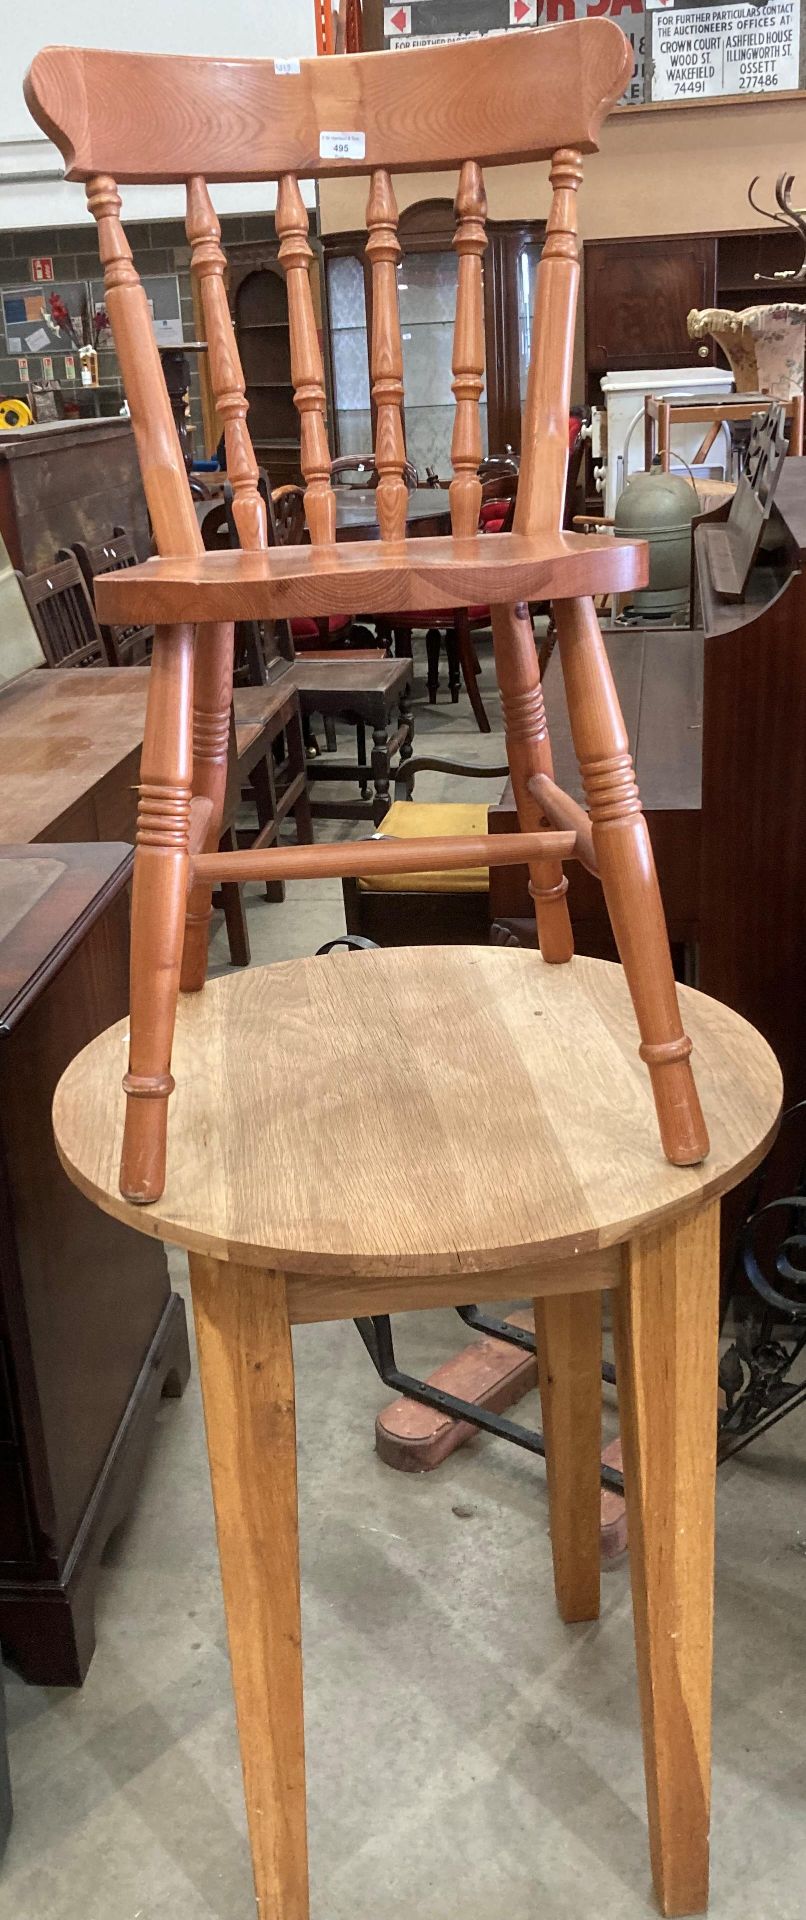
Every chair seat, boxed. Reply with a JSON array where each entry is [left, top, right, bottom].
[[359, 801, 490, 893], [290, 614, 353, 641], [53, 946, 779, 1282], [93, 531, 648, 628], [233, 674, 297, 756]]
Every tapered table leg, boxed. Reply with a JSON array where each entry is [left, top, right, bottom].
[[189, 1255, 309, 1920], [613, 1203, 720, 1917], [534, 1287, 602, 1624]]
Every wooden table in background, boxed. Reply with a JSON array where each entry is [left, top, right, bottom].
[[333, 485, 451, 542], [196, 483, 452, 550], [0, 667, 149, 844]]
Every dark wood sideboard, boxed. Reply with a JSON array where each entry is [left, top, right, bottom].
[[0, 419, 149, 572], [0, 843, 189, 1685]]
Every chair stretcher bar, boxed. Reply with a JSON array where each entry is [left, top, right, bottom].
[[189, 829, 583, 889]]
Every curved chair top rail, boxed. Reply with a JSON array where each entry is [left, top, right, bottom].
[[25, 21, 632, 184]]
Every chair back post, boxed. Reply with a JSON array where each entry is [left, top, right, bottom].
[[276, 174, 335, 544], [86, 174, 203, 559], [366, 170, 408, 541], [186, 176, 267, 552], [514, 147, 583, 538], [450, 162, 488, 538]]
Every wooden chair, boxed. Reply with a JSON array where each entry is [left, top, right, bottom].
[[30, 27, 781, 1919], [17, 557, 108, 668], [192, 488, 316, 897], [269, 479, 379, 653], [198, 484, 295, 683], [331, 452, 418, 489], [68, 527, 154, 665], [401, 485, 521, 730], [25, 19, 707, 1197]]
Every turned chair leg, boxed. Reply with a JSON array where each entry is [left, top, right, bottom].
[[121, 622, 194, 1204], [219, 827, 252, 963], [425, 627, 442, 703], [287, 707, 314, 844], [534, 1287, 601, 1624], [188, 1255, 309, 1920], [613, 1203, 720, 1916], [554, 596, 708, 1166], [454, 608, 492, 733], [182, 621, 235, 992], [445, 625, 461, 703], [491, 601, 574, 964]]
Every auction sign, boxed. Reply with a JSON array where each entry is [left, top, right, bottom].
[[649, 0, 799, 99]]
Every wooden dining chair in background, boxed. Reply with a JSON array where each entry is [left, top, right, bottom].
[[69, 528, 154, 665], [17, 557, 108, 668], [25, 19, 706, 1202]]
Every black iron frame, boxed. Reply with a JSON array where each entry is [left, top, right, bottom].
[[717, 1100, 806, 1460], [354, 1307, 624, 1494]]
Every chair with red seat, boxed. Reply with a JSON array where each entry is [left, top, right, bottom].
[[399, 477, 519, 729], [270, 480, 379, 653]]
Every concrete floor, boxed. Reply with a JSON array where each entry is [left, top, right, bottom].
[[3, 640, 806, 1920]]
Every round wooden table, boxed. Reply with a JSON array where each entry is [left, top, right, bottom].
[[53, 946, 781, 1920], [195, 481, 452, 543], [333, 483, 451, 541]]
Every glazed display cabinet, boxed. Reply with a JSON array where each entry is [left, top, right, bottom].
[[322, 200, 545, 476]]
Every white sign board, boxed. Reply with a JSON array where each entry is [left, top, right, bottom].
[[651, 0, 799, 99]]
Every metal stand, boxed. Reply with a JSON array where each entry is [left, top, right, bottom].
[[718, 1100, 806, 1460], [355, 1308, 624, 1494]]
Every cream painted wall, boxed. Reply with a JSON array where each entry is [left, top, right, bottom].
[[318, 93, 806, 240], [2, 0, 314, 228]]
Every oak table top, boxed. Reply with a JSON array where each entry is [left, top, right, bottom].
[[53, 946, 781, 1285]]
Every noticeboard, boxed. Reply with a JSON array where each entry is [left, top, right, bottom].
[[1, 282, 87, 358]]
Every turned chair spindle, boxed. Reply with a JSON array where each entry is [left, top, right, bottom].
[[186, 175, 267, 553], [450, 161, 488, 539], [87, 174, 202, 560], [276, 173, 335, 544], [366, 169, 408, 541]]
